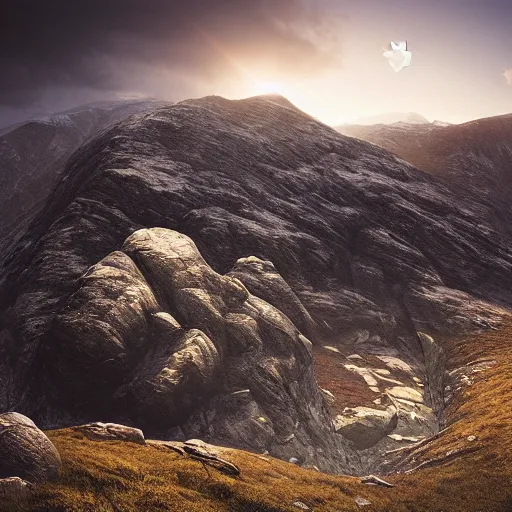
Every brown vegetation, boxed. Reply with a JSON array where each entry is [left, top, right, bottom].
[[312, 346, 381, 412], [7, 320, 512, 512]]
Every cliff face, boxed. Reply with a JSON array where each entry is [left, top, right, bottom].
[[1, 95, 511, 472]]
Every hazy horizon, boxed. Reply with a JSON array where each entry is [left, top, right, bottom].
[[2, 93, 512, 132], [1, 0, 511, 129]]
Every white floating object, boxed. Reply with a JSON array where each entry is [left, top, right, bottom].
[[383, 40, 412, 72]]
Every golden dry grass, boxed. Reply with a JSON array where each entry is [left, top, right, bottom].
[[5, 320, 512, 512]]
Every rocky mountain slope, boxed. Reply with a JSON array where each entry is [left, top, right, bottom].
[[1, 95, 511, 477], [0, 100, 167, 254], [336, 115, 512, 236]]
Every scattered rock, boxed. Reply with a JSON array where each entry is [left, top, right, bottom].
[[0, 413, 61, 484], [353, 330, 371, 344], [467, 435, 477, 442], [320, 388, 336, 404], [289, 457, 300, 465], [344, 365, 379, 387], [376, 356, 414, 375], [157, 439, 242, 477], [355, 496, 372, 508], [387, 434, 422, 442], [369, 370, 404, 386], [72, 422, 145, 444], [292, 500, 311, 510], [184, 439, 211, 449], [386, 386, 423, 403], [360, 474, 394, 488]]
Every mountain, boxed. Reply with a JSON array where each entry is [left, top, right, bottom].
[[0, 100, 168, 255], [338, 112, 429, 127], [336, 114, 512, 236], [0, 95, 511, 486]]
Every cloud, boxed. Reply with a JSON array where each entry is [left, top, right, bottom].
[[503, 69, 512, 86], [0, 0, 343, 121]]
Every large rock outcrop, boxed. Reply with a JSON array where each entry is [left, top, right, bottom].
[[45, 228, 354, 472]]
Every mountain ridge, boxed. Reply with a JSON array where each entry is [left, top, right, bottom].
[[0, 94, 511, 482], [336, 112, 512, 237], [0, 99, 169, 256]]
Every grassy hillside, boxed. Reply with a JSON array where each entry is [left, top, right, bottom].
[[8, 320, 512, 512]]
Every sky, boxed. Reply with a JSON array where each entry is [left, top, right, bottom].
[[1, 0, 511, 128]]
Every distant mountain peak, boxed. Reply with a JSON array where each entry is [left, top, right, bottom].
[[347, 112, 430, 126]]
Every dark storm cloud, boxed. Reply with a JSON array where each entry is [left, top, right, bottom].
[[0, 0, 342, 111]]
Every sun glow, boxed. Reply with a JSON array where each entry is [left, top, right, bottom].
[[253, 80, 289, 96]]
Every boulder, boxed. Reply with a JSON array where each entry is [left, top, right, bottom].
[[334, 406, 398, 449], [0, 413, 61, 483], [116, 327, 221, 430], [50, 251, 160, 394]]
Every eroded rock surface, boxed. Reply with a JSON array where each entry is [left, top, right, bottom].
[[45, 228, 355, 472]]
